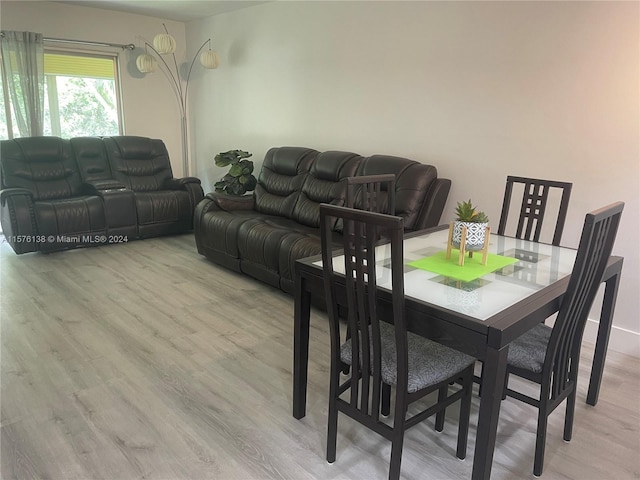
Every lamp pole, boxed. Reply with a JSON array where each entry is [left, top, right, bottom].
[[137, 26, 219, 177]]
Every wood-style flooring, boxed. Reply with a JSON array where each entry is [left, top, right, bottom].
[[1, 233, 639, 479]]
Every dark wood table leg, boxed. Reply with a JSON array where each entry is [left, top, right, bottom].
[[293, 273, 312, 419], [472, 343, 508, 480], [587, 268, 622, 406]]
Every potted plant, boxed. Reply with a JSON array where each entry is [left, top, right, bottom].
[[452, 199, 489, 250], [214, 149, 257, 195]]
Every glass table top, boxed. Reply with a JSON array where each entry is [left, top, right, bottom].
[[314, 228, 578, 321]]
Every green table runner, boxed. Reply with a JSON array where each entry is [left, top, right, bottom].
[[407, 251, 518, 282]]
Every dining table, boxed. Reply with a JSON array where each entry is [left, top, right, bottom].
[[291, 225, 623, 480]]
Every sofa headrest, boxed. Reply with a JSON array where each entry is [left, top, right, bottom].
[[109, 136, 162, 160], [310, 151, 363, 181], [263, 147, 318, 177], [358, 155, 437, 186], [357, 155, 413, 177], [356, 155, 438, 230], [70, 137, 105, 159], [11, 137, 66, 163]]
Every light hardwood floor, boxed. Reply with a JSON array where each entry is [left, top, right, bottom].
[[1, 234, 639, 480]]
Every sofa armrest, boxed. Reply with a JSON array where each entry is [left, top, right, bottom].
[[414, 178, 451, 230], [165, 177, 201, 189], [0, 188, 38, 254], [165, 178, 204, 218], [1, 187, 33, 205], [206, 192, 255, 211], [193, 192, 256, 255]]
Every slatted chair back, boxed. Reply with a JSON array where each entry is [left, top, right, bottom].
[[346, 174, 396, 214], [498, 176, 572, 246], [545, 201, 624, 400], [504, 201, 624, 476], [320, 204, 406, 421]]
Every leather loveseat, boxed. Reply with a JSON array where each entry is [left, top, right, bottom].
[[194, 146, 451, 294], [0, 136, 204, 254]]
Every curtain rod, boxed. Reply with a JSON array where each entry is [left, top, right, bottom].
[[0, 32, 135, 50]]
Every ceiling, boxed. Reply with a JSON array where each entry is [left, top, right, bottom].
[[53, 1, 271, 22]]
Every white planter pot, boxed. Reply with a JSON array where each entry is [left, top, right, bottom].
[[452, 221, 489, 250]]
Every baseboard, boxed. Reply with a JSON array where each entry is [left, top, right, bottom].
[[584, 317, 640, 358]]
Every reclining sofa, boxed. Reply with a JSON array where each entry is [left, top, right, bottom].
[[0, 136, 204, 254], [194, 146, 451, 294]]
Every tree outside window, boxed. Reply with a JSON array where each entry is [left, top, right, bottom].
[[1, 51, 122, 139]]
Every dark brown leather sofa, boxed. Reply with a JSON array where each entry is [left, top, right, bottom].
[[0, 136, 204, 254], [194, 146, 451, 294]]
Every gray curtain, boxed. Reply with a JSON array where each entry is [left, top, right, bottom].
[[0, 31, 45, 138]]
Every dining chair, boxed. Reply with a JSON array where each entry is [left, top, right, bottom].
[[498, 176, 573, 246], [502, 201, 624, 476], [319, 204, 476, 480], [476, 175, 573, 390]]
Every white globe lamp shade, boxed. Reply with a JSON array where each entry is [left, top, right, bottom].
[[136, 53, 157, 73], [200, 50, 220, 69], [153, 33, 176, 54]]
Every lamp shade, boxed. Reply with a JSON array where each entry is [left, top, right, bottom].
[[153, 33, 176, 54], [200, 49, 220, 69], [136, 53, 157, 73]]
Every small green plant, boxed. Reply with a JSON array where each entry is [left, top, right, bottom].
[[455, 199, 489, 223], [214, 149, 257, 195]]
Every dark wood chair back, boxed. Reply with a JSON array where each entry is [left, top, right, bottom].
[[498, 175, 572, 245], [546, 201, 624, 399], [346, 174, 396, 215], [504, 201, 624, 476], [320, 204, 405, 419]]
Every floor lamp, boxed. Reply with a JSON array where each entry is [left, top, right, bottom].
[[136, 25, 219, 177]]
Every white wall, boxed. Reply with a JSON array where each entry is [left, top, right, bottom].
[[2, 1, 638, 357], [188, 1, 639, 356], [1, 1, 190, 176]]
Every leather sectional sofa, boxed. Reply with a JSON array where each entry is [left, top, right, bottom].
[[194, 146, 451, 294], [0, 136, 204, 254]]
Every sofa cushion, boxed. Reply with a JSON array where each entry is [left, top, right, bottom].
[[291, 151, 362, 228], [34, 195, 106, 251], [254, 147, 318, 219], [103, 136, 174, 192], [135, 190, 192, 226]]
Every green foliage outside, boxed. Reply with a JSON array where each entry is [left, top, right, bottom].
[[50, 76, 119, 137], [1, 75, 119, 139]]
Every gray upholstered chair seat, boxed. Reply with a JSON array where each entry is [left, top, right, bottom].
[[507, 323, 552, 374], [341, 321, 475, 393]]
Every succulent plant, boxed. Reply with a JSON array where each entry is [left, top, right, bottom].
[[455, 199, 489, 223], [214, 149, 257, 195]]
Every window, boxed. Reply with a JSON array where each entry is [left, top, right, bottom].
[[0, 50, 123, 139], [43, 51, 123, 137]]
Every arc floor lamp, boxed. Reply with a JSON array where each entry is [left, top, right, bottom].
[[136, 25, 219, 176]]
